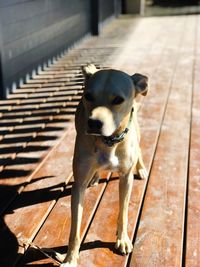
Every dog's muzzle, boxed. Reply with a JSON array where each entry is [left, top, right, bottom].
[[86, 108, 134, 147]]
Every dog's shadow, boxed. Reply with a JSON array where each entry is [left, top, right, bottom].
[[20, 240, 122, 266], [81, 240, 119, 253]]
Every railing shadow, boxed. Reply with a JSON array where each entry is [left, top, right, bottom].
[[0, 177, 72, 267], [0, 68, 82, 266]]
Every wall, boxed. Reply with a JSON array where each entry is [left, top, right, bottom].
[[0, 0, 91, 98], [99, 0, 115, 22]]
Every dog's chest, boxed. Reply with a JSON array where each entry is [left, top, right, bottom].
[[96, 151, 119, 170]]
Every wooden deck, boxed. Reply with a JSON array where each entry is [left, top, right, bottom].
[[0, 15, 200, 267]]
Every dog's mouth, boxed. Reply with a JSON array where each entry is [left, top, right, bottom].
[[85, 129, 102, 136], [86, 126, 116, 138]]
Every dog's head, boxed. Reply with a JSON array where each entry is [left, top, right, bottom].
[[82, 64, 148, 137]]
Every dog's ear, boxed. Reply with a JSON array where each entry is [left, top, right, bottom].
[[82, 64, 98, 81], [131, 73, 148, 96]]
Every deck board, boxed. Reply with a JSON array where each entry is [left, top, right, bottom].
[[186, 15, 200, 267], [0, 14, 199, 267], [130, 15, 196, 267]]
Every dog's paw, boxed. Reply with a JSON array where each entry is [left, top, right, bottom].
[[138, 168, 148, 180], [55, 252, 66, 262], [58, 253, 78, 267], [115, 236, 133, 255]]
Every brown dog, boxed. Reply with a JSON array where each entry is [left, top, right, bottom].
[[60, 64, 148, 267]]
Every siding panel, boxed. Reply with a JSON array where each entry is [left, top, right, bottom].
[[0, 0, 90, 97], [99, 0, 115, 22]]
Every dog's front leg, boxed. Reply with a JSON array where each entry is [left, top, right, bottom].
[[60, 183, 85, 267], [61, 166, 95, 267], [115, 170, 133, 255]]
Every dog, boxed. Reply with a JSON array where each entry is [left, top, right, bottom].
[[60, 64, 148, 267]]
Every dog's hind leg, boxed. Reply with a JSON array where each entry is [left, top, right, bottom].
[[135, 149, 148, 180], [115, 170, 133, 255]]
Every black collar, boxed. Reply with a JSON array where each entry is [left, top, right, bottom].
[[102, 108, 134, 147]]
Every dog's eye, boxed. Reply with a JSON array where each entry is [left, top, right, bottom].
[[112, 96, 125, 105], [84, 92, 94, 102]]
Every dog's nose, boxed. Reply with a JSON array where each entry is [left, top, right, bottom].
[[88, 118, 103, 131]]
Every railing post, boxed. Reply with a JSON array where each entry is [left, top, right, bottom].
[[0, 56, 4, 99], [115, 0, 122, 16], [90, 0, 99, 36]]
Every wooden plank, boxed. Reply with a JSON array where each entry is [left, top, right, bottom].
[[130, 15, 195, 267], [0, 123, 75, 266], [185, 15, 200, 267]]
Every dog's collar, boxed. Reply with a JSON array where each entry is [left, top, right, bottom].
[[102, 108, 134, 147]]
